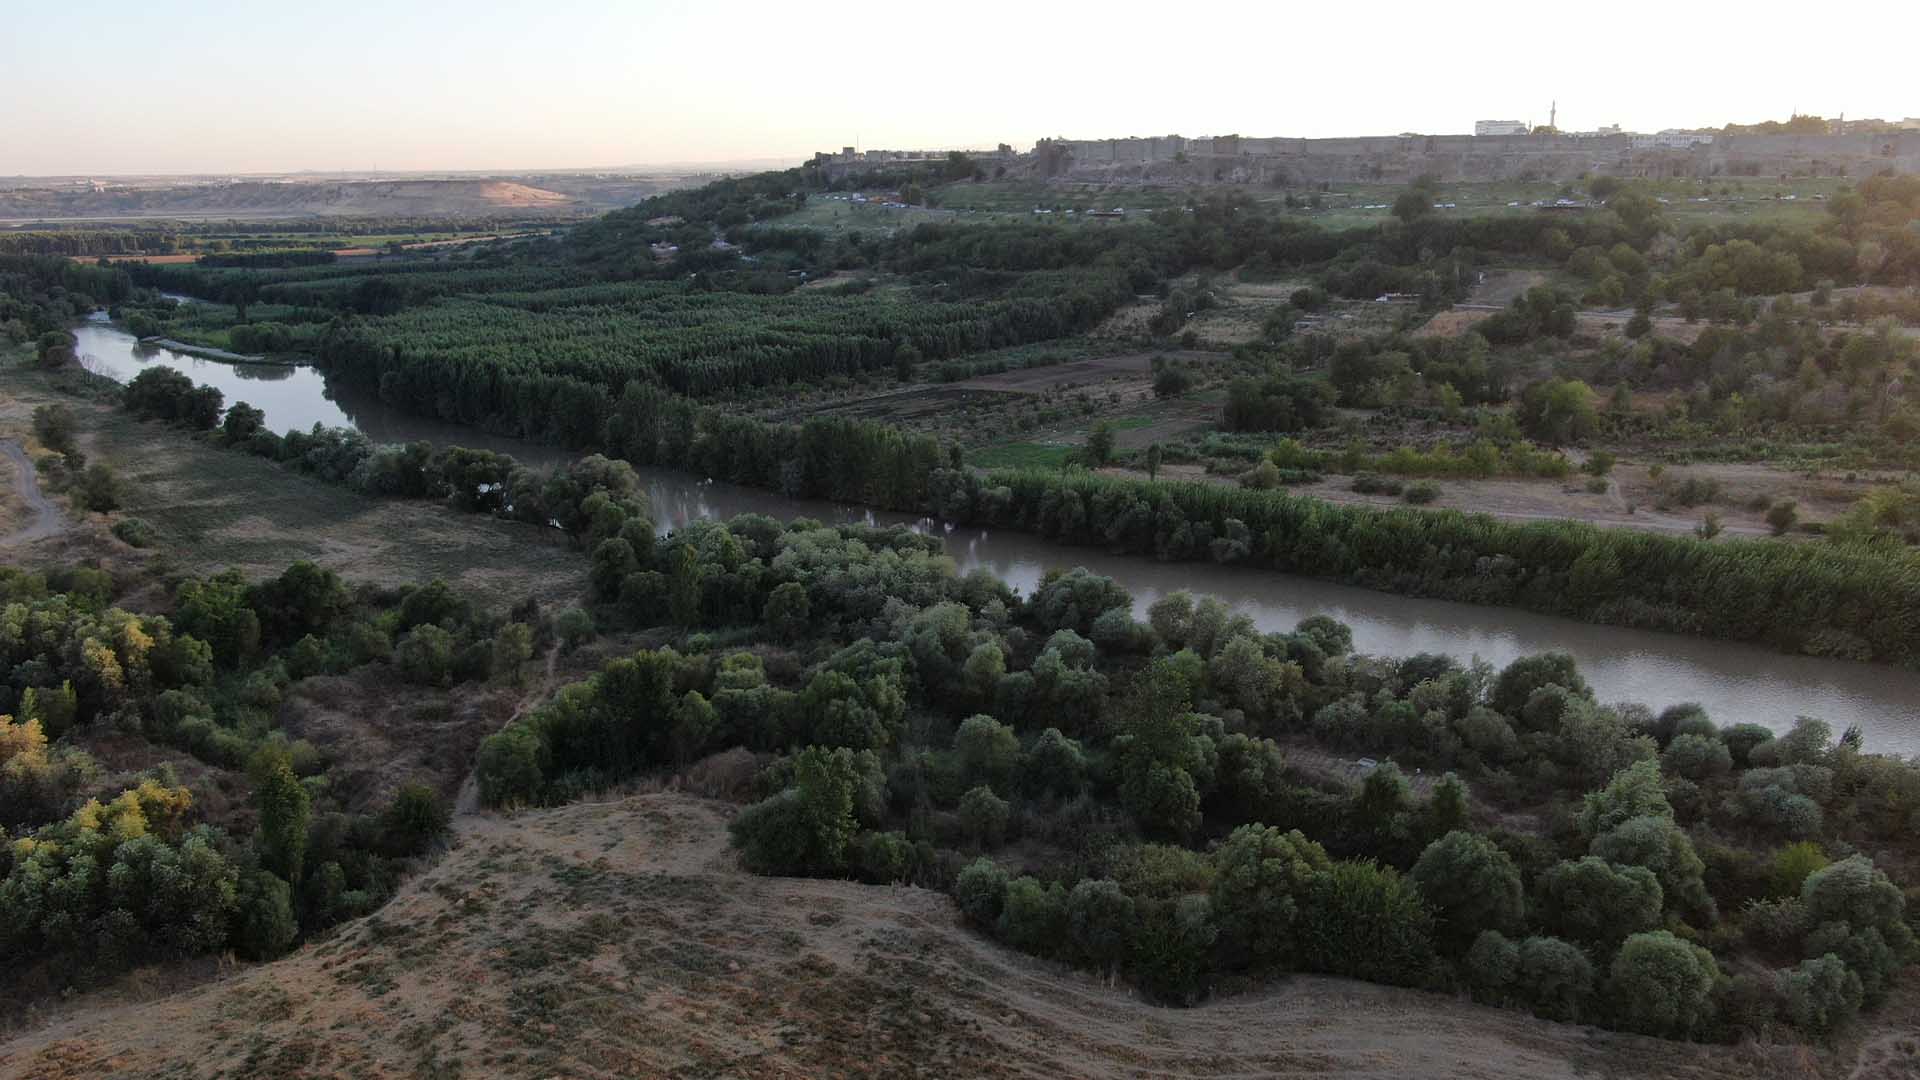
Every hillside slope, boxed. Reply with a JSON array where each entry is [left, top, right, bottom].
[[0, 179, 585, 221], [4, 792, 1894, 1079]]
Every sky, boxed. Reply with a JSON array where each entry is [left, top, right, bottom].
[[4, 0, 1918, 176]]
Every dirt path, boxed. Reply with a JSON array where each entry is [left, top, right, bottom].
[[0, 439, 64, 547], [454, 627, 569, 818]]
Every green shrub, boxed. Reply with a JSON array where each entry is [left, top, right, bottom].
[[955, 857, 1009, 925], [1606, 931, 1720, 1037], [1402, 480, 1441, 505], [998, 876, 1068, 955], [110, 517, 157, 547], [957, 784, 1010, 848]]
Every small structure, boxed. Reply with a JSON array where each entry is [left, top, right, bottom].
[[1474, 120, 1529, 136]]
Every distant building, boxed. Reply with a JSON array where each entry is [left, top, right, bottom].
[[1570, 124, 1625, 138], [1632, 131, 1715, 149], [1474, 120, 1529, 136]]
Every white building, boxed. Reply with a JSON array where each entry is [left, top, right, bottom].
[[1631, 131, 1715, 150], [1474, 120, 1529, 136]]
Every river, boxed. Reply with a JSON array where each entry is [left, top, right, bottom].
[[71, 314, 1920, 753]]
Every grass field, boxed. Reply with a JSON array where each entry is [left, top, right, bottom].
[[0, 353, 588, 602], [968, 441, 1075, 469]]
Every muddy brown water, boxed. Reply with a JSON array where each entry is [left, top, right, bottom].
[[75, 315, 1920, 754]]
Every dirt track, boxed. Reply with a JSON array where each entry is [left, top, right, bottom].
[[0, 439, 64, 546], [0, 792, 1880, 1079]]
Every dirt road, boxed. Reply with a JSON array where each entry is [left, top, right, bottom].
[[0, 440, 64, 546]]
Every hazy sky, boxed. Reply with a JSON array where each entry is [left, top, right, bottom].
[[5, 0, 1917, 176]]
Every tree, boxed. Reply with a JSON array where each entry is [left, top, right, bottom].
[[728, 746, 859, 876], [1411, 830, 1525, 951], [1210, 823, 1331, 970], [1023, 727, 1086, 796], [1780, 953, 1863, 1041], [1084, 422, 1115, 467], [491, 622, 535, 686], [1145, 443, 1163, 480], [954, 715, 1020, 791], [234, 868, 298, 959], [1297, 859, 1435, 986], [954, 856, 1009, 925], [763, 581, 811, 642], [1577, 759, 1672, 838], [998, 876, 1067, 954], [1491, 652, 1590, 718], [1130, 894, 1215, 1005], [381, 781, 451, 855], [1536, 856, 1662, 949], [1514, 936, 1596, 1022], [1591, 815, 1713, 920], [958, 785, 1011, 848], [1799, 855, 1917, 1002], [1066, 879, 1135, 973], [1392, 180, 1437, 224], [253, 751, 311, 886], [74, 462, 124, 511], [668, 545, 703, 626], [36, 329, 76, 368], [1606, 931, 1719, 1037], [396, 624, 455, 687], [1518, 378, 1599, 444]]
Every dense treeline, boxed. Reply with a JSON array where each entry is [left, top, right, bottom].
[[474, 516, 1918, 1044], [927, 467, 1920, 664], [127, 344, 1920, 666], [0, 561, 529, 996], [1, 254, 132, 343], [0, 231, 183, 256]]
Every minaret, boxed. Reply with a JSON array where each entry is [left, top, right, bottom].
[[1550, 101, 1557, 131]]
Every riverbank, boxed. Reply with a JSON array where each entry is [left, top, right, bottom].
[[135, 336, 289, 366], [45, 318, 1920, 746]]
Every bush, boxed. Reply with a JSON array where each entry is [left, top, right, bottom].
[[854, 830, 915, 884], [1296, 859, 1435, 986], [1402, 481, 1441, 505], [1130, 895, 1215, 1005], [1066, 879, 1135, 970], [1779, 953, 1863, 1041], [1210, 823, 1331, 970], [1351, 473, 1404, 496], [74, 462, 124, 511], [555, 606, 596, 651], [233, 869, 299, 960], [381, 781, 451, 855], [1768, 842, 1830, 900], [1411, 830, 1525, 952], [1766, 500, 1799, 536], [111, 517, 157, 547], [957, 784, 1011, 848], [1514, 936, 1596, 1022], [955, 856, 1009, 925], [395, 624, 455, 687], [728, 746, 859, 877], [998, 876, 1068, 955], [1607, 930, 1720, 1038]]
